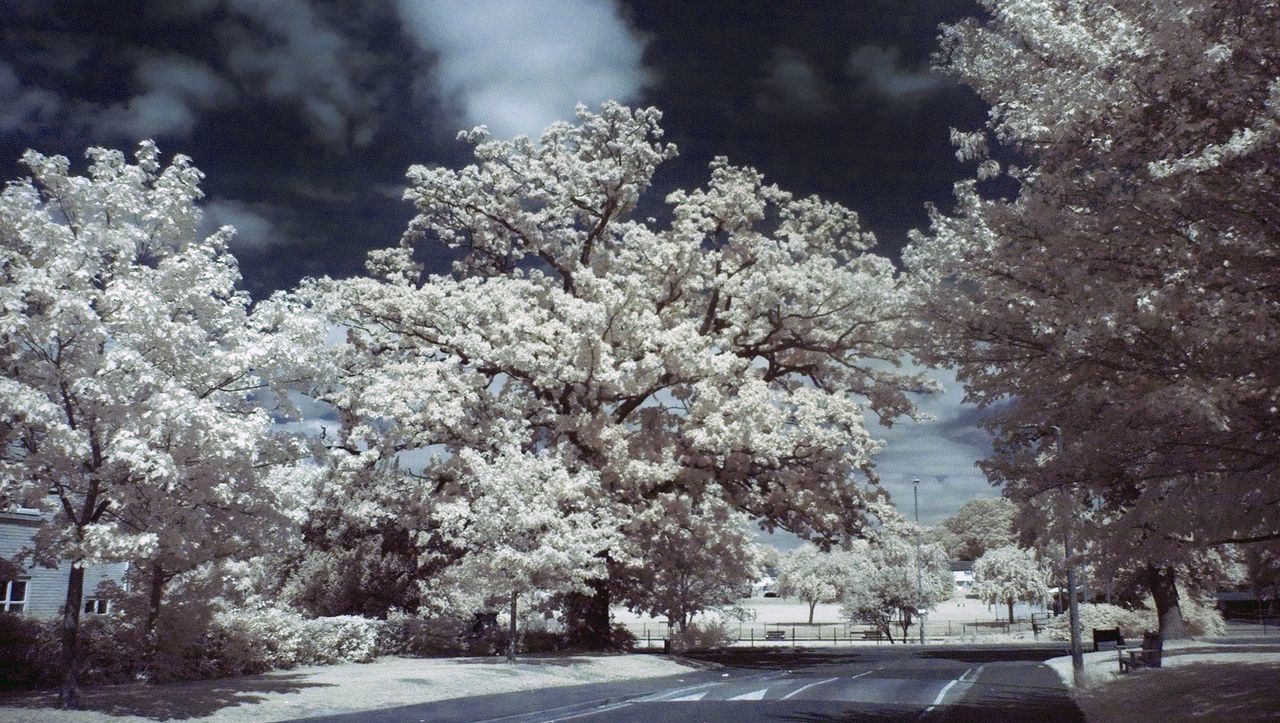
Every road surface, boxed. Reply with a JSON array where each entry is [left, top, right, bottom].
[[300, 645, 1083, 722]]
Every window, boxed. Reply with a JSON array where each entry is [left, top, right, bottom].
[[83, 598, 110, 615], [1, 579, 28, 613]]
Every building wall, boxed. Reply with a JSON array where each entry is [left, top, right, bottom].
[[0, 511, 130, 619]]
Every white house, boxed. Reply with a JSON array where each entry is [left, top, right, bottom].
[[950, 560, 975, 594], [1, 508, 129, 618]]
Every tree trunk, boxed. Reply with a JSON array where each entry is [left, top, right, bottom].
[[1147, 563, 1187, 640], [60, 563, 85, 708], [1007, 598, 1014, 624], [144, 561, 166, 681], [899, 609, 913, 642], [808, 600, 816, 625], [507, 590, 518, 663], [564, 577, 613, 650]]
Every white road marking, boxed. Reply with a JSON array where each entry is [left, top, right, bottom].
[[668, 691, 707, 701], [729, 688, 769, 700], [543, 701, 633, 722], [779, 676, 840, 700], [924, 667, 972, 714]]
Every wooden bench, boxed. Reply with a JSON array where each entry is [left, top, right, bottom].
[[860, 629, 882, 641], [764, 630, 787, 641], [1119, 631, 1162, 673], [1092, 627, 1125, 652]]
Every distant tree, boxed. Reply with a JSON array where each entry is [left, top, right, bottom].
[[841, 534, 952, 642], [906, 1, 1280, 639], [942, 498, 1015, 561], [972, 545, 1050, 623], [615, 493, 762, 632], [778, 545, 854, 624], [0, 143, 316, 705]]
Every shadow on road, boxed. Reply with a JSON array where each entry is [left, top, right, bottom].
[[0, 673, 330, 720]]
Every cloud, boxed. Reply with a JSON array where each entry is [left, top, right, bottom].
[[94, 54, 234, 138], [395, 0, 651, 138], [846, 44, 951, 102], [0, 60, 63, 134], [756, 47, 834, 117], [867, 365, 997, 526], [200, 197, 296, 251], [217, 0, 382, 147]]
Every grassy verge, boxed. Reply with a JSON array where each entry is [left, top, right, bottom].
[[1072, 661, 1280, 721]]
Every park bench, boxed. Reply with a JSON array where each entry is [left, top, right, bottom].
[[1092, 627, 1125, 651], [1119, 631, 1162, 673], [860, 629, 882, 641], [764, 629, 787, 641]]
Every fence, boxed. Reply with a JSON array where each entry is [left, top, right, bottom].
[[626, 615, 1051, 648]]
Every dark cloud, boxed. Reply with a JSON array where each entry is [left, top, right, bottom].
[[756, 47, 835, 117]]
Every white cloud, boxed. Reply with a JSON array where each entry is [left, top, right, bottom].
[[846, 44, 951, 102], [757, 47, 833, 117], [94, 54, 235, 138], [200, 197, 295, 251], [395, 0, 651, 138]]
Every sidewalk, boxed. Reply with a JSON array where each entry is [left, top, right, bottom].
[[0, 654, 701, 722]]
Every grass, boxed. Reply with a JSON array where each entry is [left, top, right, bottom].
[[1073, 661, 1280, 722]]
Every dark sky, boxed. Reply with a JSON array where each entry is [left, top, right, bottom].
[[0, 0, 996, 522], [0, 0, 987, 299]]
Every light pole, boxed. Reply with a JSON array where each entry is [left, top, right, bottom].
[[1046, 426, 1084, 687], [914, 478, 925, 644]]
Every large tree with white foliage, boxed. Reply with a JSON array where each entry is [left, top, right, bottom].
[[972, 545, 1050, 623], [316, 102, 931, 644], [0, 143, 319, 704], [905, 0, 1280, 639], [942, 497, 1016, 561], [841, 534, 952, 643], [778, 544, 855, 625]]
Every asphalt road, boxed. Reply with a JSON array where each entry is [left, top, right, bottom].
[[300, 645, 1083, 722]]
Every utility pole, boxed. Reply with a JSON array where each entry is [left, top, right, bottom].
[[915, 478, 925, 645]]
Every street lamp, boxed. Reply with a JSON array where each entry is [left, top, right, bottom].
[[914, 478, 925, 644], [1044, 426, 1084, 687]]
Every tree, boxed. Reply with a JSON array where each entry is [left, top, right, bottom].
[[841, 533, 952, 643], [905, 0, 1280, 639], [778, 545, 853, 624], [942, 498, 1015, 561], [421, 442, 619, 662], [0, 143, 315, 704], [972, 545, 1050, 623], [315, 102, 932, 646], [614, 492, 761, 632]]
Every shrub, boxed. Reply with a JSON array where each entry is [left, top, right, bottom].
[[378, 613, 469, 656], [671, 621, 734, 652], [1046, 593, 1227, 642], [1045, 603, 1150, 641]]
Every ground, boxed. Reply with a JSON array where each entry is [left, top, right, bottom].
[[1045, 639, 1280, 721], [0, 654, 700, 722]]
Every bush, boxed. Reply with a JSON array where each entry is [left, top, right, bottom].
[[203, 607, 384, 675], [1045, 603, 1150, 642], [671, 621, 734, 652], [1045, 593, 1227, 642], [378, 613, 469, 656]]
